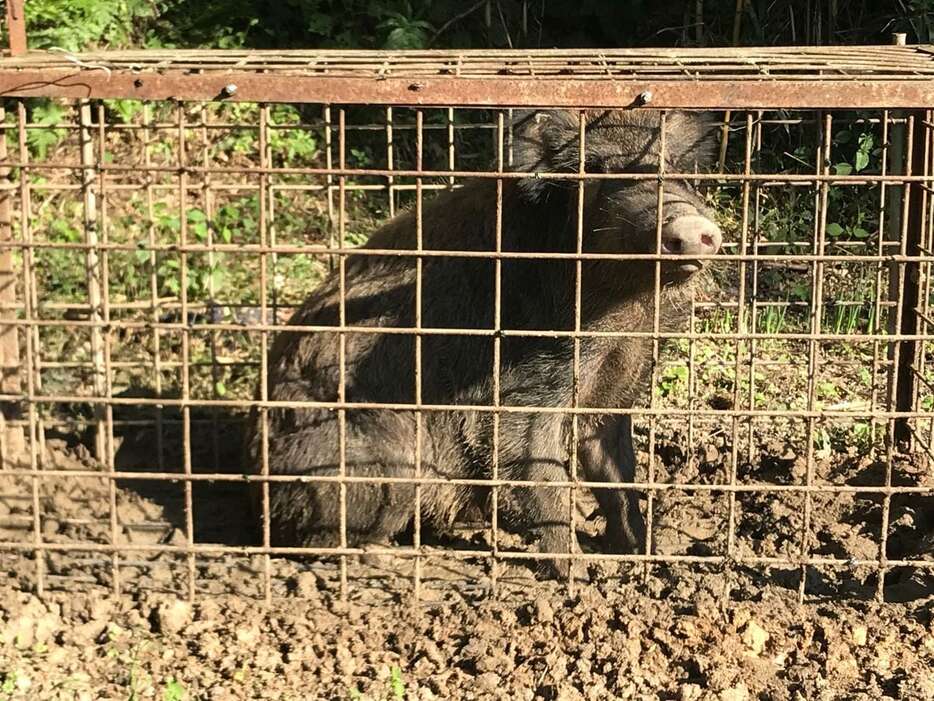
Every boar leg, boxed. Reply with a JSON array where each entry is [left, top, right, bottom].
[[503, 414, 578, 578], [579, 414, 646, 554]]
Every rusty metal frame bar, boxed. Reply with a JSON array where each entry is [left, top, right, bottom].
[[3, 0, 26, 57], [3, 65, 934, 109], [10, 74, 934, 110], [894, 111, 931, 447], [0, 104, 21, 458]]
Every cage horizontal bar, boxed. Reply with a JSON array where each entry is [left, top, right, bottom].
[[6, 160, 934, 184], [0, 240, 921, 264], [1, 316, 927, 343], [11, 356, 892, 373], [0, 296, 900, 314], [0, 540, 928, 571], [3, 393, 930, 419], [2, 47, 934, 108], [1, 467, 928, 495]]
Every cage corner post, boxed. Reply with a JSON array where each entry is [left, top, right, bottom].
[[0, 105, 23, 458], [0, 0, 26, 460], [893, 109, 930, 450]]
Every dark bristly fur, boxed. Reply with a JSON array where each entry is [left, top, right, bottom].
[[244, 109, 720, 577]]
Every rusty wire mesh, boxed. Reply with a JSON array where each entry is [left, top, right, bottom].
[[7, 45, 934, 79], [3, 46, 934, 107], [0, 54, 932, 607]]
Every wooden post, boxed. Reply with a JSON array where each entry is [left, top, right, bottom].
[[4, 0, 26, 56]]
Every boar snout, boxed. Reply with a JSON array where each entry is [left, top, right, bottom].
[[661, 215, 722, 271]]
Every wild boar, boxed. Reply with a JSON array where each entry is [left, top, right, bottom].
[[245, 108, 722, 577]]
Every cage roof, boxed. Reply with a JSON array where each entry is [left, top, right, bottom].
[[0, 46, 933, 108]]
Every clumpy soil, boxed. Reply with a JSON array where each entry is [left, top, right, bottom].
[[2, 577, 933, 700], [0, 437, 933, 700]]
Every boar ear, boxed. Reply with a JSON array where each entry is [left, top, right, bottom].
[[667, 111, 721, 172], [511, 110, 581, 198]]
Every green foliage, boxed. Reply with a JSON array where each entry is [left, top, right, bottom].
[[13, 0, 924, 448], [658, 364, 689, 399], [25, 0, 159, 51], [389, 666, 405, 700], [25, 101, 67, 159], [0, 669, 21, 698], [142, 0, 441, 50], [19, 1, 929, 54], [104, 99, 144, 124], [380, 3, 433, 49], [905, 0, 934, 42], [163, 677, 186, 701], [346, 666, 407, 700], [757, 305, 789, 335]]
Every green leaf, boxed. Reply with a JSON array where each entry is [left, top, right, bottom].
[[852, 227, 870, 239], [384, 25, 429, 49], [390, 666, 405, 699], [854, 150, 870, 172], [833, 162, 853, 176], [210, 266, 226, 292], [826, 222, 844, 238], [306, 13, 334, 35], [163, 677, 186, 701], [191, 222, 208, 242]]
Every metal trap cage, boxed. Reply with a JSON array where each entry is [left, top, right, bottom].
[[0, 9, 932, 606]]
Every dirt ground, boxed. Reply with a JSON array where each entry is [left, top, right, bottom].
[[0, 434, 932, 700]]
